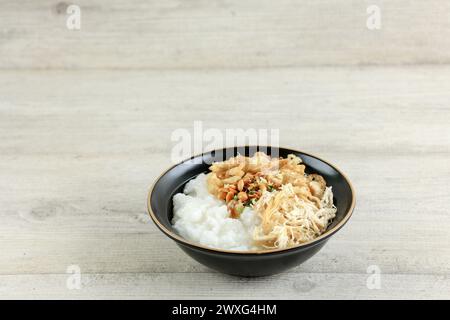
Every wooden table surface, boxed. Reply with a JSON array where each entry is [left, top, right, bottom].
[[0, 1, 449, 299]]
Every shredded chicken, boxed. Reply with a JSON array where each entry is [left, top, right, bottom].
[[253, 184, 336, 249]]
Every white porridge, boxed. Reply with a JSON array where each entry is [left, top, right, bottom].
[[172, 173, 261, 250]]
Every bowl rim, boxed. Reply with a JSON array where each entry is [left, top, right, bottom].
[[147, 146, 356, 255]]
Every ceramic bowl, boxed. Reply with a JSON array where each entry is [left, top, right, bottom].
[[147, 146, 355, 276]]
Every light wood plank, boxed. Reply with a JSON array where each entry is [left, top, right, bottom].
[[1, 1, 450, 69], [1, 272, 448, 299]]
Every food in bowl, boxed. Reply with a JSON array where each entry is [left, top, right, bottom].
[[149, 146, 355, 276], [172, 152, 337, 251]]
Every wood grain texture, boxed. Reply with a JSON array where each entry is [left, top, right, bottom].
[[0, 66, 449, 299], [1, 0, 450, 69], [1, 273, 449, 299]]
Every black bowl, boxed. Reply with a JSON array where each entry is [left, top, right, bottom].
[[147, 146, 355, 276]]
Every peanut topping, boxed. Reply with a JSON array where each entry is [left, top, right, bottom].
[[206, 152, 326, 218]]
